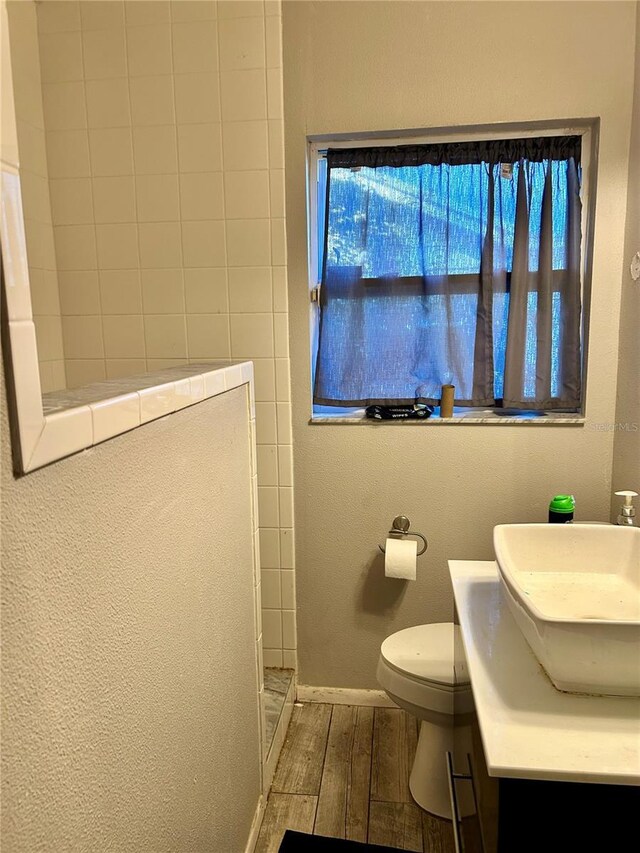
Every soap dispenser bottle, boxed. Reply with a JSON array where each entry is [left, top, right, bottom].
[[548, 494, 575, 523], [615, 491, 638, 526]]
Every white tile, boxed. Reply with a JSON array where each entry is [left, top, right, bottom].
[[96, 224, 139, 269], [27, 405, 93, 472], [259, 528, 280, 569], [125, 0, 170, 26], [276, 401, 291, 444], [278, 444, 293, 487], [106, 358, 146, 379], [220, 69, 267, 122], [171, 1, 217, 23], [174, 377, 193, 409], [249, 419, 258, 475], [89, 127, 134, 176], [184, 268, 228, 313], [99, 269, 142, 314], [271, 217, 286, 265], [263, 648, 282, 668], [85, 79, 130, 128], [64, 359, 105, 389], [218, 16, 265, 71], [136, 174, 180, 222], [39, 31, 83, 83], [174, 73, 220, 124], [269, 169, 285, 218], [252, 358, 275, 402], [61, 315, 104, 358], [132, 125, 178, 174], [38, 1, 81, 33], [255, 401, 277, 444], [141, 267, 184, 312], [126, 24, 172, 76], [179, 172, 224, 220], [261, 568, 281, 608], [222, 120, 268, 171], [139, 222, 182, 268], [224, 363, 244, 389], [282, 649, 297, 670], [0, 171, 33, 321], [7, 321, 44, 467], [58, 270, 100, 315], [189, 374, 205, 403], [92, 176, 136, 223], [144, 313, 187, 357], [138, 381, 178, 423], [281, 570, 295, 610], [129, 76, 175, 126], [257, 444, 278, 486], [172, 20, 218, 73], [262, 609, 282, 649], [230, 313, 273, 359], [282, 610, 296, 650], [265, 14, 282, 68], [268, 119, 284, 169], [254, 582, 263, 640], [49, 178, 93, 225], [203, 368, 226, 397], [226, 219, 270, 266], [274, 312, 289, 357], [42, 82, 87, 130], [82, 28, 127, 79], [279, 528, 294, 571], [46, 130, 91, 178], [275, 357, 290, 401], [186, 314, 230, 358], [80, 1, 125, 31], [102, 314, 145, 358], [91, 393, 140, 444], [258, 485, 279, 527], [224, 170, 269, 219], [278, 486, 293, 527], [182, 221, 226, 267], [177, 123, 222, 172], [218, 1, 264, 19], [266, 67, 283, 120]]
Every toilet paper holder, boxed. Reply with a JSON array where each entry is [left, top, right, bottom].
[[378, 515, 428, 556]]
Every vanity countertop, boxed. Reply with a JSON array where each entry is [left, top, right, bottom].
[[449, 560, 640, 786]]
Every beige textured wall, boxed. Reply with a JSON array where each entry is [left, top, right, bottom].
[[612, 5, 640, 499], [283, 0, 637, 688], [5, 0, 295, 667], [5, 0, 66, 392], [1, 370, 261, 851]]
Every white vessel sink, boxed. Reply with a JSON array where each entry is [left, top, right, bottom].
[[493, 523, 640, 697]]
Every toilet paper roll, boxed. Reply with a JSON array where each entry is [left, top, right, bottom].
[[384, 537, 417, 580]]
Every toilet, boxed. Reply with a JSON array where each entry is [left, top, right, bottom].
[[376, 622, 472, 819]]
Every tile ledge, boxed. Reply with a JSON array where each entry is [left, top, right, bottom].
[[310, 413, 585, 426]]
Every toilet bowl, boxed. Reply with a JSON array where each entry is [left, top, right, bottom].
[[376, 622, 472, 819]]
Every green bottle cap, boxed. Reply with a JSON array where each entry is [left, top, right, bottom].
[[549, 495, 575, 514]]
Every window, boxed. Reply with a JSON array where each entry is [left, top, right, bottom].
[[309, 128, 591, 419]]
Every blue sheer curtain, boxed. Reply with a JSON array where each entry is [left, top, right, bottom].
[[313, 137, 582, 409]]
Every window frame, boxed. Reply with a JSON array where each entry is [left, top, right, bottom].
[[306, 119, 598, 424]]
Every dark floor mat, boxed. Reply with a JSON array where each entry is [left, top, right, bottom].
[[279, 829, 407, 852]]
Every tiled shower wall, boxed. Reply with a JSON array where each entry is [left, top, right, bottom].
[[6, 0, 66, 392], [9, 0, 295, 669]]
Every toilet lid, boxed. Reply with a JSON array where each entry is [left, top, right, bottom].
[[380, 623, 469, 687]]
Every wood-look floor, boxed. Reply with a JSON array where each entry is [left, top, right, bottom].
[[255, 703, 456, 853]]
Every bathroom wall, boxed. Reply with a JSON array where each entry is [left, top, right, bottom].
[[0, 362, 262, 851], [612, 5, 640, 498], [7, 0, 295, 669], [283, 0, 637, 688], [5, 0, 66, 392]]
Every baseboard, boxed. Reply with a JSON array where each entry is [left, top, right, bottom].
[[244, 793, 267, 853], [296, 685, 397, 707]]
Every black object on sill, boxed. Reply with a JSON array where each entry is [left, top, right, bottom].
[[365, 404, 434, 421]]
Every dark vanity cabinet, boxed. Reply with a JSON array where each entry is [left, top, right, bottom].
[[451, 714, 640, 853]]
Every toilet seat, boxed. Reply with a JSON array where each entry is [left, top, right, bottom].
[[377, 623, 472, 717]]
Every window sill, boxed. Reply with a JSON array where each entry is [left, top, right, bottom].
[[310, 408, 585, 426]]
